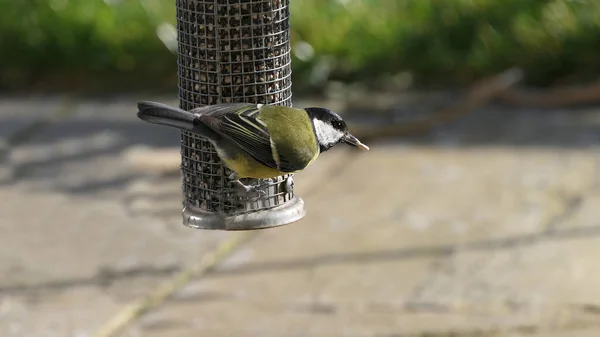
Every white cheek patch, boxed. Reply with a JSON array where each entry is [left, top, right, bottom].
[[313, 119, 344, 147]]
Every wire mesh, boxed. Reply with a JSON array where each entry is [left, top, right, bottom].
[[176, 0, 295, 216]]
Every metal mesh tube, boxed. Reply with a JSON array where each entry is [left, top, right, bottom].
[[176, 0, 305, 230]]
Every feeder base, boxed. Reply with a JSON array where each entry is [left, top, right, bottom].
[[182, 197, 306, 231]]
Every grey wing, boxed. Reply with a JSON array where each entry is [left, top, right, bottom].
[[196, 104, 278, 169], [190, 103, 256, 117]]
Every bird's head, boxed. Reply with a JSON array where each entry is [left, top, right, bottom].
[[305, 107, 370, 153]]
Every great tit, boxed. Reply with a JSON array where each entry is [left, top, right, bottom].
[[136, 101, 369, 192]]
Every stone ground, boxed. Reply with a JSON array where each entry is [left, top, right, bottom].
[[2, 95, 600, 337]]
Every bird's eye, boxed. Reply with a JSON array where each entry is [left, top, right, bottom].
[[332, 120, 344, 129]]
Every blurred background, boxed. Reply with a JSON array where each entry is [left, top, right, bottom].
[[2, 0, 599, 94], [2, 0, 600, 336]]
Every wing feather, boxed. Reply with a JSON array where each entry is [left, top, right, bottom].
[[197, 104, 279, 169]]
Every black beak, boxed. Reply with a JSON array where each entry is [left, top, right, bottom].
[[342, 133, 370, 151]]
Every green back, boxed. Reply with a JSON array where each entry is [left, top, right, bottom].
[[258, 105, 318, 171]]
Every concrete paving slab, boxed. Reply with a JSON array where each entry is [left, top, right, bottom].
[[0, 97, 232, 337], [513, 330, 600, 337], [4, 97, 600, 337], [0, 186, 229, 289], [122, 141, 600, 336], [0, 96, 65, 140]]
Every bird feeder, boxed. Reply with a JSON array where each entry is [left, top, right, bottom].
[[176, 0, 305, 230]]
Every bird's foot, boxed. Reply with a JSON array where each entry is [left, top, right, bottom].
[[232, 179, 267, 196], [228, 173, 268, 197]]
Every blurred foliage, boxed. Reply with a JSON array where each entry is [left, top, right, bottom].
[[291, 0, 600, 90], [0, 0, 599, 93], [0, 0, 177, 92]]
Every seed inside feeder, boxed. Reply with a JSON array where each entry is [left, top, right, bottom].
[[177, 0, 293, 215]]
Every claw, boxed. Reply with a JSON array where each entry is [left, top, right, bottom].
[[227, 172, 269, 197], [233, 179, 267, 196]]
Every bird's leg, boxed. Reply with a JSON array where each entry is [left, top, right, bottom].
[[228, 172, 267, 196]]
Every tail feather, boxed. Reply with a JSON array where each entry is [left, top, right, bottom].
[[137, 101, 199, 131]]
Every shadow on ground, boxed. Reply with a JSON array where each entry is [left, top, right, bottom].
[[3, 220, 599, 295], [1, 100, 600, 202]]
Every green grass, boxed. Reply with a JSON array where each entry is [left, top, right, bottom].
[[1, 0, 599, 93]]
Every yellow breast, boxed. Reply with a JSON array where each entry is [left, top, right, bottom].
[[222, 153, 288, 179]]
